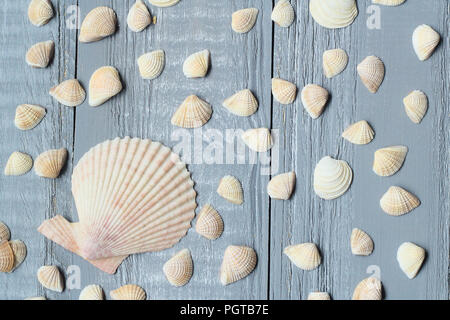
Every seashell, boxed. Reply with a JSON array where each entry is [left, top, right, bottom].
[[271, 0, 295, 28], [38, 137, 197, 274], [352, 277, 382, 300], [308, 292, 331, 300], [0, 222, 10, 242], [241, 128, 273, 153], [110, 284, 146, 300], [195, 204, 224, 240], [49, 79, 86, 107], [79, 7, 117, 43], [350, 228, 374, 256], [301, 84, 329, 119], [232, 8, 259, 33], [217, 175, 244, 205], [220, 245, 257, 285], [412, 24, 440, 61], [222, 89, 258, 117], [0, 240, 15, 272], [25, 296, 47, 300], [183, 50, 210, 78], [272, 78, 297, 105], [26, 40, 54, 68], [37, 266, 64, 292], [34, 148, 67, 179], [9, 240, 27, 272], [323, 48, 348, 78], [380, 186, 420, 216], [397, 242, 425, 279], [357, 56, 385, 93], [372, 0, 406, 5], [15, 104, 46, 130], [79, 284, 104, 300], [163, 248, 193, 287], [342, 120, 375, 145], [267, 172, 296, 200], [127, 0, 152, 32], [403, 90, 428, 124], [372, 145, 408, 177], [28, 0, 53, 26], [314, 156, 353, 200], [4, 152, 33, 176], [284, 243, 321, 271], [89, 66, 123, 107], [171, 95, 212, 128], [137, 50, 165, 80], [148, 0, 180, 7], [309, 0, 358, 29]]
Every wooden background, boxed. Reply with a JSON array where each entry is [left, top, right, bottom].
[[0, 0, 448, 300]]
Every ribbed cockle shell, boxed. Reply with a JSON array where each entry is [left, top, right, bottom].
[[79, 7, 117, 43], [89, 66, 123, 107], [412, 24, 440, 61], [403, 90, 428, 124], [267, 172, 296, 200], [110, 284, 146, 300], [380, 186, 420, 216], [171, 95, 212, 128], [37, 265, 64, 292], [284, 243, 321, 271], [352, 277, 382, 300], [220, 245, 257, 285], [223, 89, 258, 117], [195, 204, 224, 240], [28, 0, 54, 26], [397, 242, 426, 279], [217, 175, 244, 205], [163, 249, 193, 287], [15, 104, 46, 130], [138, 50, 165, 80], [26, 40, 54, 68], [241, 128, 273, 153], [350, 228, 374, 256], [49, 79, 86, 107], [34, 148, 67, 179], [232, 8, 258, 33], [357, 56, 385, 93], [271, 0, 295, 28], [4, 152, 33, 176], [127, 0, 152, 32]]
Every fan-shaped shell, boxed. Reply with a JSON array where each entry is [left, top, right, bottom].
[[89, 66, 123, 107], [171, 95, 212, 128], [38, 137, 197, 274], [79, 284, 104, 300], [34, 148, 67, 179], [163, 249, 193, 287], [223, 89, 258, 117], [15, 104, 46, 131], [308, 292, 331, 300], [49, 79, 86, 107], [309, 0, 358, 29], [301, 84, 329, 119], [127, 0, 152, 32], [351, 228, 374, 256], [183, 50, 210, 78], [241, 128, 273, 153], [314, 156, 353, 200], [0, 222, 10, 242], [373, 0, 406, 5], [284, 243, 321, 271], [28, 0, 53, 26], [380, 186, 420, 216], [267, 172, 296, 200], [195, 204, 224, 240], [220, 245, 257, 285], [323, 48, 348, 78], [397, 242, 425, 279], [26, 40, 54, 68], [79, 7, 117, 43], [357, 56, 385, 93], [271, 0, 294, 28], [412, 24, 440, 61], [403, 90, 428, 124], [352, 277, 382, 300], [232, 8, 258, 33], [37, 266, 64, 292], [110, 284, 146, 300], [9, 240, 27, 272], [373, 145, 408, 177], [342, 120, 375, 145], [272, 78, 297, 105], [148, 0, 180, 7], [0, 240, 14, 272], [4, 152, 33, 176], [217, 175, 244, 205], [138, 50, 165, 80]]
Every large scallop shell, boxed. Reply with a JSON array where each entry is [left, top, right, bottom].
[[352, 277, 382, 300], [110, 284, 146, 300], [34, 148, 67, 179], [28, 0, 53, 26], [403, 90, 428, 124], [412, 24, 440, 61], [127, 0, 152, 32], [138, 50, 165, 80], [397, 242, 425, 279], [271, 0, 295, 28], [9, 240, 27, 272], [171, 95, 212, 128], [15, 104, 46, 131], [350, 228, 374, 256], [380, 186, 420, 216], [272, 78, 297, 105], [0, 240, 14, 272], [37, 266, 64, 292], [308, 292, 331, 300], [79, 284, 104, 300], [49, 79, 86, 107], [314, 156, 353, 200], [223, 89, 258, 117], [373, 145, 408, 177], [38, 137, 197, 274], [267, 172, 296, 200], [148, 0, 180, 7], [323, 48, 348, 78], [0, 222, 10, 242], [195, 204, 224, 240], [301, 84, 329, 119], [373, 0, 406, 5], [26, 40, 54, 68], [217, 175, 244, 205], [342, 120, 375, 145], [309, 0, 358, 29], [163, 248, 193, 287], [183, 50, 210, 78], [220, 245, 257, 285], [284, 243, 321, 271], [357, 56, 385, 93], [89, 66, 123, 107], [4, 152, 33, 176], [79, 7, 117, 43], [232, 8, 258, 33], [241, 128, 273, 153]]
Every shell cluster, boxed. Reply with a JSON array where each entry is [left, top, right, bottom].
[[0, 222, 27, 273]]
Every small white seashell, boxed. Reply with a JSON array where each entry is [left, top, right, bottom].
[[9, 240, 27, 272], [25, 296, 47, 300], [171, 95, 212, 128], [163, 249, 193, 287], [89, 66, 123, 107], [26, 40, 54, 68], [195, 204, 224, 240], [350, 228, 374, 256], [241, 128, 273, 153], [110, 284, 146, 300], [373, 145, 408, 177], [301, 84, 329, 119], [37, 266, 64, 292], [403, 90, 428, 124], [0, 222, 10, 242], [49, 79, 86, 107], [0, 240, 15, 272], [79, 284, 104, 300], [314, 156, 353, 200], [127, 0, 152, 32], [267, 172, 296, 200], [380, 186, 420, 216], [352, 277, 382, 300], [372, 0, 406, 5], [342, 120, 375, 145], [4, 152, 33, 176], [15, 104, 46, 131], [223, 89, 258, 117], [79, 7, 117, 43], [34, 148, 68, 179], [183, 50, 210, 78], [412, 24, 440, 61], [309, 0, 358, 29], [357, 56, 385, 93], [232, 8, 259, 33], [323, 49, 348, 78], [308, 292, 331, 300], [217, 175, 244, 205], [137, 50, 165, 80], [148, 0, 180, 7], [28, 0, 54, 26], [271, 0, 295, 28], [397, 242, 426, 279], [220, 245, 257, 285], [284, 243, 321, 271], [272, 78, 297, 105]]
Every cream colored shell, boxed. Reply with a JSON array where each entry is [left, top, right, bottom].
[[412, 24, 440, 61], [284, 243, 321, 271], [373, 0, 406, 5], [267, 172, 296, 200], [301, 84, 329, 119], [34, 148, 67, 179], [217, 175, 244, 205], [89, 66, 123, 107], [272, 78, 297, 105], [271, 0, 295, 28], [373, 145, 408, 177], [49, 79, 86, 107], [352, 277, 382, 300], [307, 292, 331, 300], [195, 204, 224, 240], [37, 266, 64, 292], [0, 240, 14, 272], [79, 284, 104, 300], [223, 89, 258, 117], [241, 128, 273, 153], [403, 90, 428, 124], [26, 40, 54, 68], [138, 50, 165, 80], [79, 7, 117, 43], [15, 104, 46, 130], [232, 8, 259, 33], [314, 156, 353, 200], [171, 95, 212, 128], [220, 245, 257, 285], [357, 56, 385, 93], [148, 0, 180, 7], [380, 186, 420, 216], [9, 240, 27, 272], [28, 0, 54, 26], [110, 284, 146, 300], [183, 50, 210, 78], [127, 0, 152, 32], [350, 228, 374, 256], [163, 249, 193, 287], [323, 48, 348, 78], [4, 152, 33, 176], [309, 0, 358, 29], [342, 120, 375, 145], [397, 242, 425, 279]]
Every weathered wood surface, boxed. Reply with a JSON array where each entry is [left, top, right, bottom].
[[0, 0, 448, 300]]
